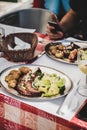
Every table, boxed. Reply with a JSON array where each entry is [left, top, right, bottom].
[[0, 0, 33, 17], [0, 24, 87, 130]]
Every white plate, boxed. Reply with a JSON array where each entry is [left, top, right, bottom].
[[45, 42, 79, 65], [0, 64, 73, 100]]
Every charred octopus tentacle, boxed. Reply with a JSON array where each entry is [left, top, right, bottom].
[[16, 68, 42, 97]]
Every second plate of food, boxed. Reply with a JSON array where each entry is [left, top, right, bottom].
[[45, 42, 81, 64]]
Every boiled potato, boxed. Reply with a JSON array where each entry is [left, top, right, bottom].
[[19, 66, 31, 74], [8, 79, 17, 88]]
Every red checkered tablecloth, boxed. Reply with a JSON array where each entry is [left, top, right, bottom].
[[0, 93, 87, 130]]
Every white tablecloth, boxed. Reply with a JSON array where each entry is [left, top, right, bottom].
[[0, 24, 86, 120], [0, 0, 33, 17]]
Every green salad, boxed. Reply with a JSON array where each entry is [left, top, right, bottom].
[[33, 71, 66, 97], [81, 50, 87, 60]]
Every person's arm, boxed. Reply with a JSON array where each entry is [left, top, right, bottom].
[[46, 9, 79, 40], [60, 9, 79, 33]]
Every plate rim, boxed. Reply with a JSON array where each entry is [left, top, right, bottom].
[[45, 42, 78, 65], [0, 64, 73, 101]]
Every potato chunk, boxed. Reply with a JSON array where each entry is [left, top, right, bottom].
[[8, 79, 17, 88]]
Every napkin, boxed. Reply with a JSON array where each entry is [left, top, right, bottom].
[[8, 37, 31, 50], [57, 81, 87, 120]]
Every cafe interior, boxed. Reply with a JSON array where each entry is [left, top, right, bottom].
[[0, 0, 87, 130]]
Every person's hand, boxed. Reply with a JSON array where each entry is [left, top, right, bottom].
[[46, 23, 64, 40], [46, 14, 64, 40]]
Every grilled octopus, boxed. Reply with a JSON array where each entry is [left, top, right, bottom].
[[16, 68, 42, 97]]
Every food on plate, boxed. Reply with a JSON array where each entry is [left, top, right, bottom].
[[55, 51, 64, 58], [5, 67, 31, 88], [19, 66, 31, 74], [48, 42, 80, 63], [81, 50, 87, 60], [8, 79, 17, 88], [17, 68, 42, 97], [5, 70, 21, 82], [5, 66, 66, 97], [68, 49, 78, 60], [32, 72, 65, 97]]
